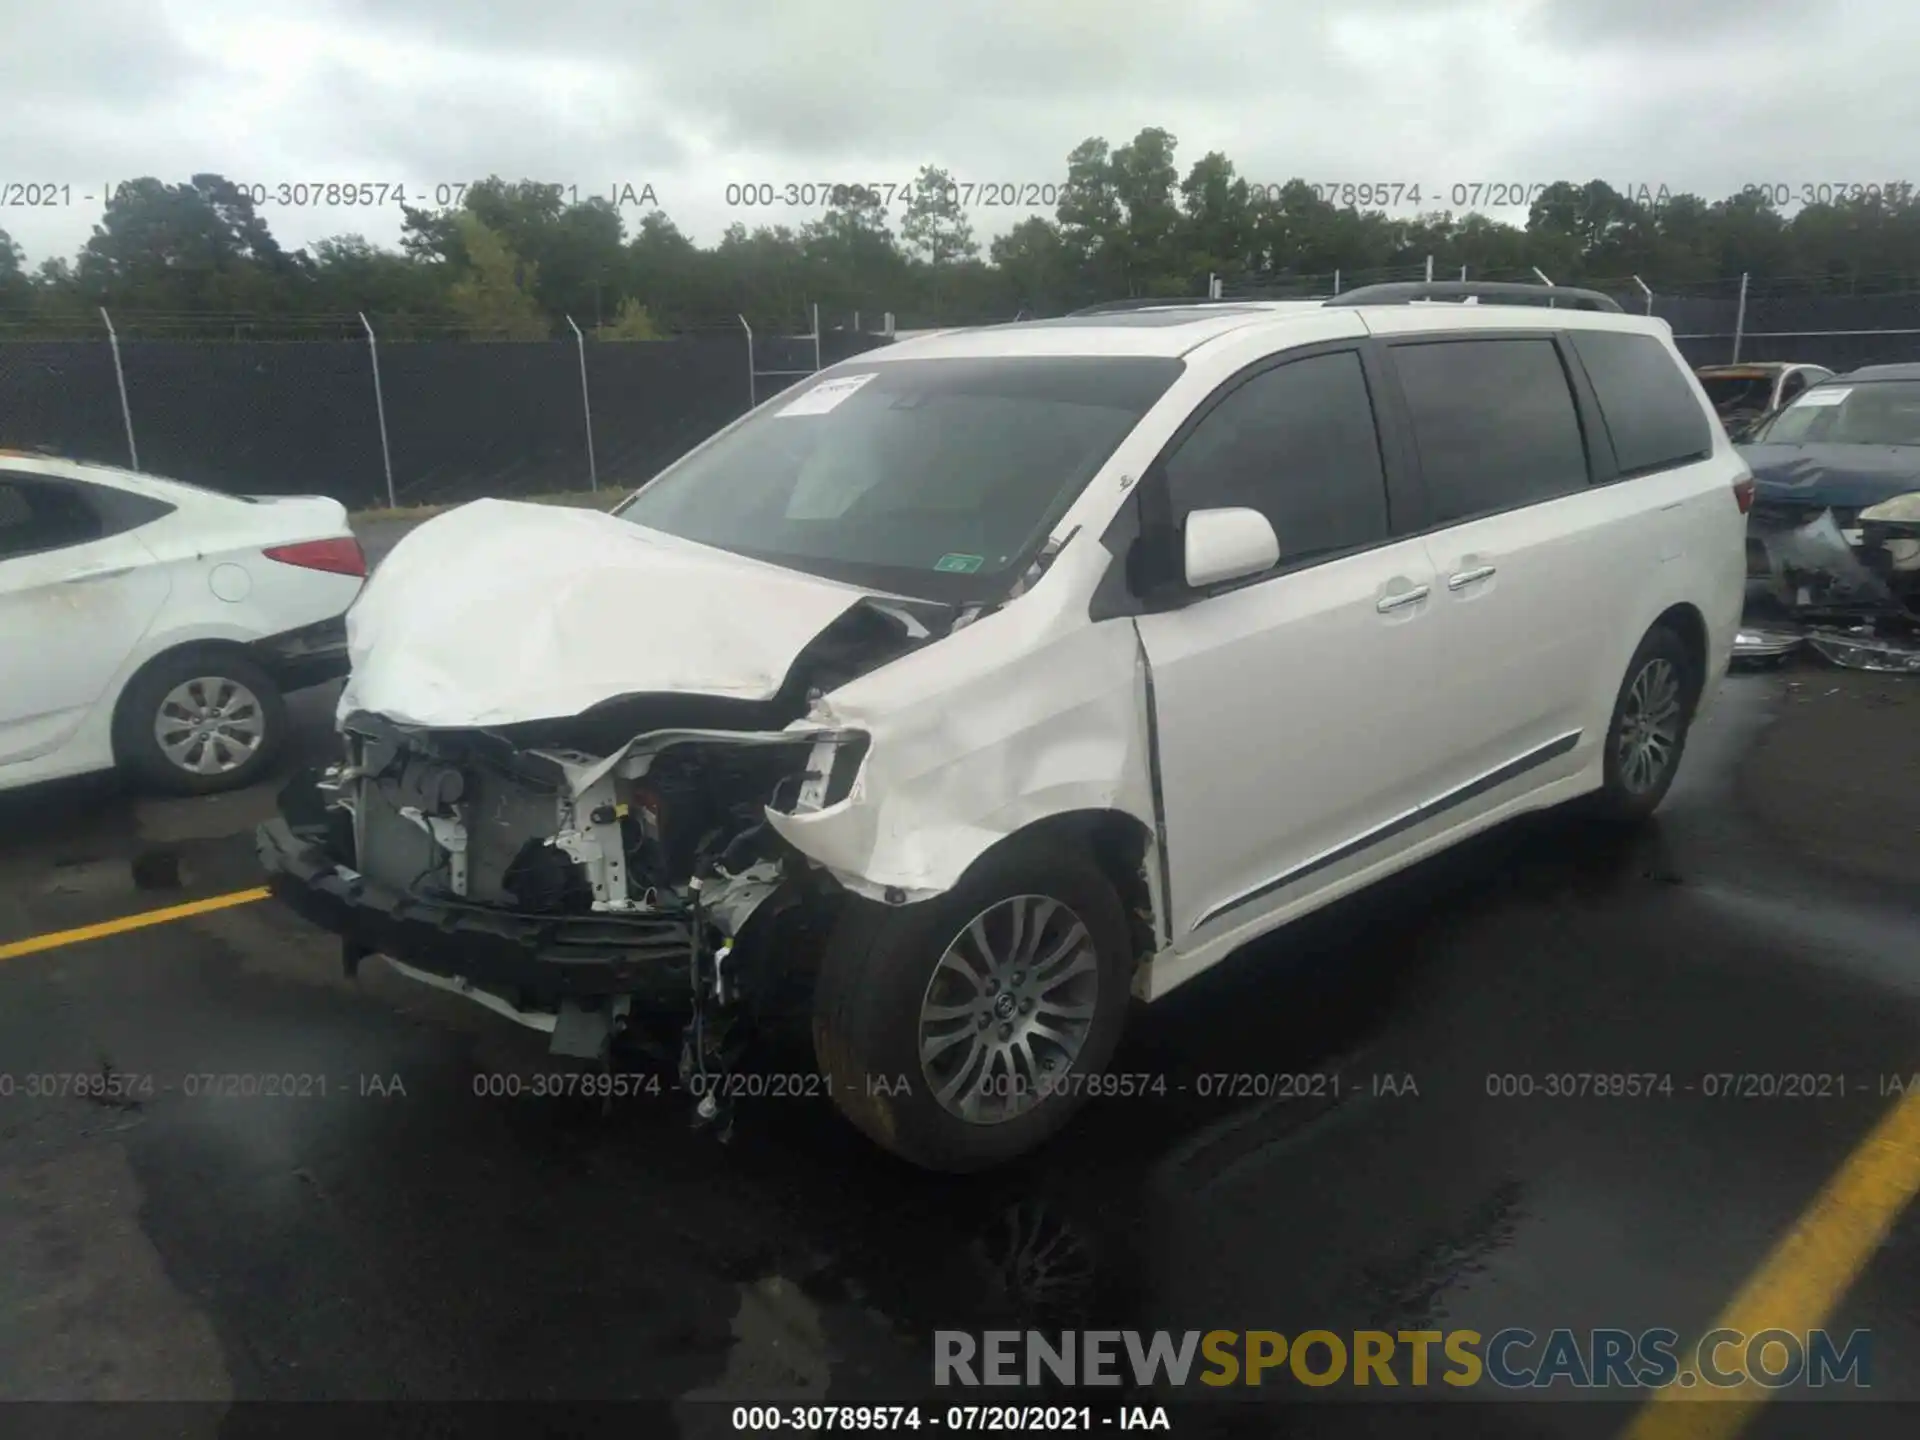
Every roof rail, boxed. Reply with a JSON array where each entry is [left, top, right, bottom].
[[1067, 297, 1244, 316], [1323, 281, 1624, 313]]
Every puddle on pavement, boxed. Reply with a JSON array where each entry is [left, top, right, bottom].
[[131, 850, 183, 891]]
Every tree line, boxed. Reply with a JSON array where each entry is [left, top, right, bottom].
[[5, 127, 1920, 339]]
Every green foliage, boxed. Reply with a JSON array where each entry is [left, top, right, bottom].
[[902, 165, 978, 266], [0, 230, 28, 314], [444, 214, 549, 339], [596, 297, 663, 340], [9, 140, 1920, 339]]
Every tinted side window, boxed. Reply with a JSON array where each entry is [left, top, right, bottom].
[[1163, 350, 1390, 568], [83, 480, 175, 534], [0, 477, 106, 561], [1392, 338, 1589, 525], [1568, 330, 1714, 476]]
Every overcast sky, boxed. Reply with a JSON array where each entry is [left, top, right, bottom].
[[5, 0, 1917, 267]]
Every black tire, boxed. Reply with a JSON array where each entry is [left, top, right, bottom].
[[1591, 625, 1697, 823], [113, 647, 288, 795], [811, 834, 1134, 1172]]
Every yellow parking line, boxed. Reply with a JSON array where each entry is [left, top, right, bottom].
[[0, 886, 271, 962], [1624, 1086, 1920, 1439]]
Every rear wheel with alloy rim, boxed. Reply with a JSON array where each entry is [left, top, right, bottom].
[[154, 675, 270, 779], [1593, 625, 1697, 822], [115, 648, 287, 795], [813, 834, 1134, 1171], [1616, 656, 1683, 795]]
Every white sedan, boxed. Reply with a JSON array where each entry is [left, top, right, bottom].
[[0, 452, 366, 795]]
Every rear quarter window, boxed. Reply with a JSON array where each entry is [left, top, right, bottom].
[[0, 472, 174, 561], [1390, 337, 1590, 525], [0, 476, 105, 560], [1569, 330, 1714, 478]]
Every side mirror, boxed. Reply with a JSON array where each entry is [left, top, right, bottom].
[[1183, 507, 1279, 589]]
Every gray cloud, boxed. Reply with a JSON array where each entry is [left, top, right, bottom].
[[1529, 0, 1809, 45], [3, 0, 1913, 267], [270, 57, 691, 187], [0, 1, 213, 106]]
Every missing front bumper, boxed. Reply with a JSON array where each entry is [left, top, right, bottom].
[[256, 814, 695, 1009]]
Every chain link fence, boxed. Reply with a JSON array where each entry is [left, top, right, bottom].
[[0, 312, 893, 511], [17, 278, 1917, 507], [1215, 263, 1920, 371], [1632, 291, 1920, 370]]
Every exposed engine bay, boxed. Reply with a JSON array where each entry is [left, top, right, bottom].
[[279, 593, 951, 1136]]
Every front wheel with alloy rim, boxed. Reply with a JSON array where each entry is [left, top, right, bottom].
[[114, 648, 288, 795], [812, 835, 1134, 1171], [1592, 624, 1697, 822]]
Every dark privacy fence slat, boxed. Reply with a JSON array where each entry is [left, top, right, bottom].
[[122, 341, 386, 503], [1671, 334, 1920, 371], [1631, 293, 1920, 372], [0, 331, 892, 509], [1643, 292, 1920, 340], [0, 342, 144, 471]]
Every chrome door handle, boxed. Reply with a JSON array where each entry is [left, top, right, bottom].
[[1376, 585, 1430, 613], [1446, 565, 1497, 591]]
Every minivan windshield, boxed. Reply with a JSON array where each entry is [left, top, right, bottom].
[[1754, 379, 1920, 446], [613, 355, 1183, 600]]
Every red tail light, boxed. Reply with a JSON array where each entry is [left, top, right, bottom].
[[264, 537, 367, 577], [1732, 475, 1755, 515]]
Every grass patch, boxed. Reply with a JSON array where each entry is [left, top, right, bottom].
[[349, 489, 620, 525]]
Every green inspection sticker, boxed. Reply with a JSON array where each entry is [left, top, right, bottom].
[[933, 553, 984, 573]]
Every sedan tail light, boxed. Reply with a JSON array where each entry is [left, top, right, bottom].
[[264, 537, 367, 577], [1732, 474, 1756, 515]]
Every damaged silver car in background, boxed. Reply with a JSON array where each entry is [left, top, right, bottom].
[[1736, 363, 1920, 671]]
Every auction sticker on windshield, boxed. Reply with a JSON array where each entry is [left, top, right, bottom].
[[1794, 387, 1851, 407], [778, 373, 878, 416], [934, 553, 984, 573]]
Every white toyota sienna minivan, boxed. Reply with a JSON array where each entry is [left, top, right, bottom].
[[260, 281, 1750, 1171]]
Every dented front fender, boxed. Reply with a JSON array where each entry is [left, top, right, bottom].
[[765, 539, 1158, 905]]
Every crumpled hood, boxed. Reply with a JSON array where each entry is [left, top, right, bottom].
[[1741, 442, 1920, 510], [337, 499, 872, 728]]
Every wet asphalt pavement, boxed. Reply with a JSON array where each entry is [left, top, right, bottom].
[[1, 633, 1918, 1435]]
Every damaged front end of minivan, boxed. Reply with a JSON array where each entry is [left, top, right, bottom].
[[256, 499, 1159, 1135], [254, 500, 968, 1126], [260, 608, 950, 1127]]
